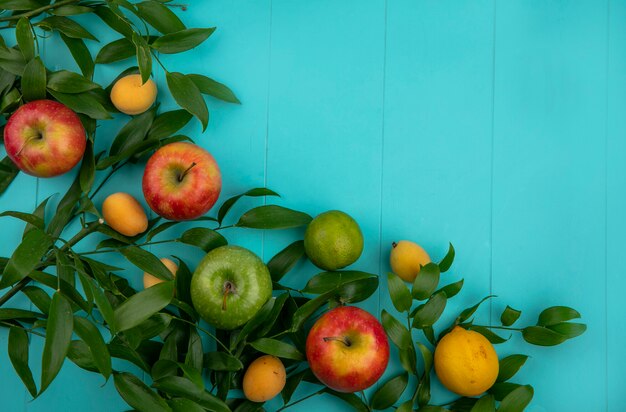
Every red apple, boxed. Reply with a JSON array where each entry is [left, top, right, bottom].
[[142, 142, 221, 220], [306, 306, 389, 392], [3, 100, 86, 177]]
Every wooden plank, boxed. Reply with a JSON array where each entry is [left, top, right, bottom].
[[264, 0, 386, 409], [492, 1, 607, 409], [607, 0, 626, 410]]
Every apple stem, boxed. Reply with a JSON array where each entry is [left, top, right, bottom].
[[178, 162, 197, 182], [222, 281, 234, 311], [322, 336, 352, 347]]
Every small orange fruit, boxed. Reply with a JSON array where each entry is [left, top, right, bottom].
[[110, 74, 157, 115], [434, 326, 499, 396], [242, 355, 286, 402], [143, 258, 178, 289], [389, 240, 431, 282], [102, 192, 148, 237]]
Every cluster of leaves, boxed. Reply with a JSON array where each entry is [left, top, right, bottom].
[[375, 245, 587, 411], [0, 2, 587, 412], [0, 0, 239, 194]]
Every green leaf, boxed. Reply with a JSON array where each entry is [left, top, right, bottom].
[[234, 297, 276, 348], [399, 345, 417, 374], [370, 372, 408, 410], [47, 70, 100, 93], [0, 228, 53, 289], [166, 71, 208, 130], [218, 188, 280, 224], [323, 389, 370, 412], [8, 327, 37, 397], [497, 385, 533, 412], [178, 228, 227, 252], [79, 140, 95, 193], [412, 291, 447, 329], [438, 243, 455, 272], [0, 45, 27, 76], [468, 326, 508, 344], [21, 57, 47, 101], [282, 368, 309, 404], [249, 338, 304, 360], [437, 278, 464, 299], [254, 293, 289, 338], [236, 205, 312, 229], [416, 342, 433, 373], [387, 272, 412, 312], [47, 175, 82, 238], [136, 1, 186, 34], [148, 110, 193, 140], [184, 328, 202, 371], [188, 74, 240, 104], [51, 4, 93, 16], [381, 310, 412, 349], [0, 308, 43, 321], [60, 34, 94, 80], [522, 326, 568, 346], [497, 355, 528, 383], [537, 306, 581, 326], [458, 295, 496, 323], [417, 374, 432, 407], [95, 38, 135, 64], [40, 293, 73, 394], [89, 278, 116, 332], [0, 0, 45, 10], [113, 281, 174, 331], [151, 28, 215, 54], [114, 372, 171, 412], [470, 395, 496, 412], [203, 352, 243, 372], [303, 271, 376, 294], [548, 322, 587, 338], [397, 401, 413, 412], [168, 398, 205, 412], [412, 262, 441, 300], [119, 246, 174, 281], [500, 305, 521, 327], [22, 286, 51, 315], [73, 316, 112, 379], [133, 32, 152, 84], [107, 106, 156, 157], [489, 382, 522, 401], [0, 210, 45, 229], [39, 16, 97, 40], [0, 156, 19, 195], [47, 89, 111, 119], [16, 17, 35, 61], [94, 6, 134, 38], [268, 240, 305, 282], [151, 376, 229, 412]]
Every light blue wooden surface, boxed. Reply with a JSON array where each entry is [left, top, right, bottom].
[[0, 1, 623, 411]]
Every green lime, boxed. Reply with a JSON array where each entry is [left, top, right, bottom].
[[304, 210, 364, 270]]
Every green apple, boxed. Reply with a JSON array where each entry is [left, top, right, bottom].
[[190, 245, 272, 330]]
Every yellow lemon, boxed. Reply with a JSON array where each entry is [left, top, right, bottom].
[[110, 74, 157, 115], [102, 192, 148, 237], [143, 258, 178, 289], [389, 240, 431, 282], [242, 355, 286, 402], [434, 326, 499, 396]]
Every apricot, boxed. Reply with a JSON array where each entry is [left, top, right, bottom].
[[390, 240, 431, 282], [102, 192, 148, 237], [242, 355, 286, 402], [110, 74, 157, 115], [143, 257, 178, 289]]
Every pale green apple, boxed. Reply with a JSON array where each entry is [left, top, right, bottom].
[[190, 245, 272, 330]]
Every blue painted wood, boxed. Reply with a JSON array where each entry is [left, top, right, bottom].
[[607, 1, 626, 410], [0, 1, 621, 411]]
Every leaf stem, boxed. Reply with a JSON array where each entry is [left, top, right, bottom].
[[79, 239, 177, 256], [89, 160, 129, 200], [0, 0, 81, 22], [172, 316, 233, 355], [476, 325, 523, 332], [277, 389, 324, 411]]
